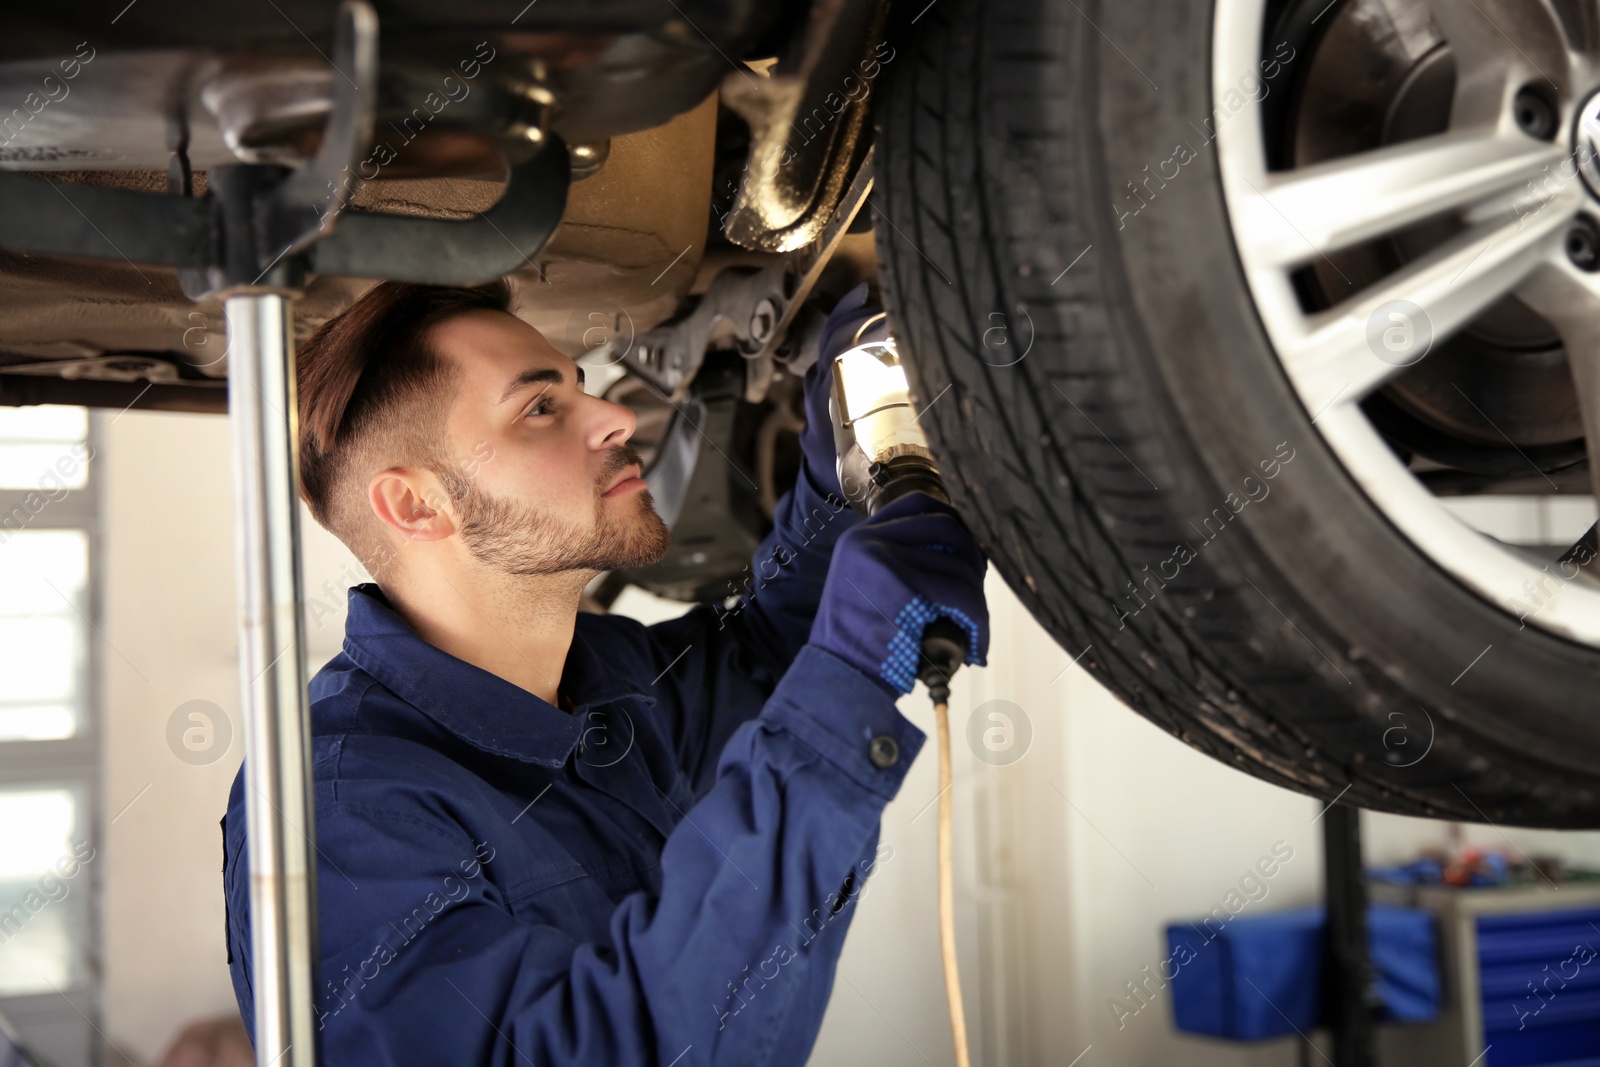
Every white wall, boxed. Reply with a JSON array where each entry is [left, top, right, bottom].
[[98, 408, 244, 1063], [97, 407, 1600, 1066]]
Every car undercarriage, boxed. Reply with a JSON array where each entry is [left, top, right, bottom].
[[4, 0, 1600, 826]]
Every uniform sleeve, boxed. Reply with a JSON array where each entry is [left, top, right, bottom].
[[640, 463, 864, 798], [299, 644, 925, 1067]]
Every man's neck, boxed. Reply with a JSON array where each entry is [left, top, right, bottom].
[[379, 567, 594, 708]]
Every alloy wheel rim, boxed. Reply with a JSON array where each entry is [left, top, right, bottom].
[[1214, 0, 1600, 646]]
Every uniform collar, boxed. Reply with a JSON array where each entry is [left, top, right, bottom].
[[339, 582, 655, 768]]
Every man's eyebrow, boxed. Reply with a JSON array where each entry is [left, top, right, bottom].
[[498, 363, 586, 406]]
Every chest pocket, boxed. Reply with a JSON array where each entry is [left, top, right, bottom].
[[493, 702, 678, 938], [501, 854, 657, 948], [499, 797, 666, 945]]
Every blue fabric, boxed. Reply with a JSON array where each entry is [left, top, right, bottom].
[[220, 463, 925, 1067], [807, 490, 990, 697], [1166, 905, 1440, 1041]]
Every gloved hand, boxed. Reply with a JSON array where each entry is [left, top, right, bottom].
[[808, 489, 989, 698], [799, 282, 893, 504]]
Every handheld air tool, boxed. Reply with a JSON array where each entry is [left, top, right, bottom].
[[825, 310, 975, 1067], [826, 312, 967, 703]]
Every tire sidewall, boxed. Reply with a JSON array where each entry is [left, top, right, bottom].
[[1090, 0, 1600, 772]]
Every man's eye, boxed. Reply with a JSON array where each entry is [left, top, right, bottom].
[[524, 396, 556, 418]]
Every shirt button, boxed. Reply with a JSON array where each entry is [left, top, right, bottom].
[[868, 734, 899, 769]]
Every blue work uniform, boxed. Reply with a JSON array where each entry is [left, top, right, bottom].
[[220, 464, 928, 1066]]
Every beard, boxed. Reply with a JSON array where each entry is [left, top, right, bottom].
[[442, 444, 671, 576]]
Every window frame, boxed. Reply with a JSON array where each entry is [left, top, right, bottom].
[[0, 408, 103, 1066]]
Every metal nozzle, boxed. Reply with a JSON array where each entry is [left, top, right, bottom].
[[828, 333, 950, 517]]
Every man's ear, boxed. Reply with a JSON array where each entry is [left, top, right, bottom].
[[368, 469, 457, 543]]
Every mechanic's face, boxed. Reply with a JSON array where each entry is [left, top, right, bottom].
[[427, 309, 669, 576]]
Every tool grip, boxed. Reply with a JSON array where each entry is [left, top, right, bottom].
[[916, 616, 968, 704]]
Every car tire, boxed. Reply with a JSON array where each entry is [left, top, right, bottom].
[[873, 0, 1600, 826]]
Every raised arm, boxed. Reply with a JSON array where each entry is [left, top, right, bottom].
[[638, 285, 892, 795]]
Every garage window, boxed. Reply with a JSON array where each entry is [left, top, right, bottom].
[[0, 404, 100, 1065]]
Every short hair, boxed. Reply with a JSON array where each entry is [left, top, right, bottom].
[[295, 278, 516, 575]]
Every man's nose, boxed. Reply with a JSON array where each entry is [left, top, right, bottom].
[[589, 394, 636, 451]]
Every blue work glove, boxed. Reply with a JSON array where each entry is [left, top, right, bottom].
[[808, 489, 989, 697], [799, 282, 893, 504]]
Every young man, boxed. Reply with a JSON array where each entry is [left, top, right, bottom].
[[220, 278, 990, 1065]]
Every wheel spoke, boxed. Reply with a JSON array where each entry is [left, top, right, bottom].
[[1280, 184, 1580, 415], [1239, 132, 1571, 269], [1516, 259, 1600, 503], [1426, 0, 1573, 125]]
